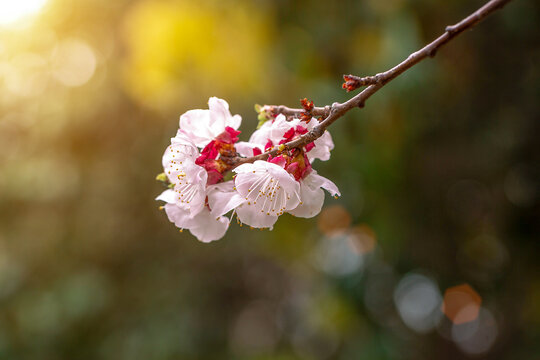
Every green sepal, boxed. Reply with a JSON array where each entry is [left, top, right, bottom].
[[223, 171, 234, 182]]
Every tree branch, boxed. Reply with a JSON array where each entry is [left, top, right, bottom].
[[269, 104, 330, 118], [228, 0, 513, 168]]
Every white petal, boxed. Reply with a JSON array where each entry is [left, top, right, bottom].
[[234, 161, 300, 199], [163, 132, 200, 183], [208, 97, 241, 131], [156, 189, 177, 204], [162, 132, 198, 167], [261, 161, 301, 197], [172, 129, 198, 147], [288, 171, 340, 218], [233, 161, 301, 228], [171, 162, 208, 215], [232, 162, 257, 174], [249, 114, 293, 146], [163, 203, 200, 229], [207, 181, 246, 216], [164, 157, 195, 187], [310, 172, 340, 196], [163, 204, 229, 242], [235, 141, 263, 157], [179, 98, 241, 147], [288, 184, 324, 218], [236, 203, 278, 229], [179, 109, 216, 147], [229, 114, 242, 131], [188, 209, 229, 243], [308, 130, 334, 162]]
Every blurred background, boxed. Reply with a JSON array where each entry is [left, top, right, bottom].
[[0, 0, 538, 359]]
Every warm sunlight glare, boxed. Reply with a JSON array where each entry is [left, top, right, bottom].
[[0, 0, 48, 25]]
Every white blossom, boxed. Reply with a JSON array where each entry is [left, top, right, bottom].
[[156, 96, 243, 242], [179, 97, 241, 148], [157, 98, 341, 242], [156, 189, 229, 243], [162, 131, 207, 215], [232, 160, 301, 229], [288, 170, 340, 218]]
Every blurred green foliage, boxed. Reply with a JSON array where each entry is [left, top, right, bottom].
[[0, 0, 538, 359]]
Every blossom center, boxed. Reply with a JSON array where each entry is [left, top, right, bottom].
[[195, 126, 241, 185]]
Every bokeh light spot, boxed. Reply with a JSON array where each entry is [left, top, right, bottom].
[[442, 284, 482, 324], [453, 307, 498, 355], [3, 52, 48, 97], [394, 273, 442, 333], [0, 0, 47, 26], [317, 205, 351, 237], [504, 164, 537, 207], [347, 224, 377, 254], [313, 235, 364, 276], [51, 39, 97, 87]]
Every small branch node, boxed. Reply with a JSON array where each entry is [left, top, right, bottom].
[[343, 74, 385, 91], [311, 126, 324, 138], [323, 105, 331, 117], [445, 25, 458, 34]]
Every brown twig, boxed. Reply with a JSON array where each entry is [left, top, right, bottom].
[[228, 0, 513, 168], [269, 104, 330, 118], [342, 74, 383, 91]]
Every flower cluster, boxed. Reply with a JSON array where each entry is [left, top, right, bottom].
[[156, 97, 340, 242]]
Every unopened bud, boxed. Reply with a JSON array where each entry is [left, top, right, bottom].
[[156, 172, 167, 182]]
